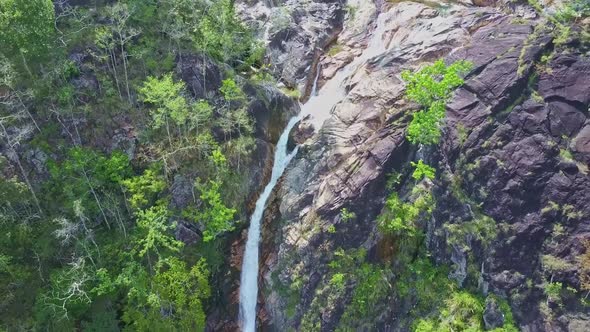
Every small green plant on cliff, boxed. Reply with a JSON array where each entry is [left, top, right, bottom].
[[378, 186, 434, 239], [544, 281, 564, 305], [579, 240, 590, 300], [327, 43, 344, 56], [401, 59, 472, 145], [444, 214, 498, 250], [414, 292, 519, 332], [554, 0, 590, 23], [337, 263, 391, 331], [411, 160, 436, 180], [414, 291, 484, 331], [340, 208, 356, 222]]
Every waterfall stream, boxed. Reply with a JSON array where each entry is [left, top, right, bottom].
[[238, 116, 300, 332], [238, 11, 389, 331]]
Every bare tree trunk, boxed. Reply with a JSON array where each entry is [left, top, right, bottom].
[[81, 168, 110, 229], [109, 49, 123, 101], [15, 94, 40, 132], [19, 51, 33, 78], [119, 38, 132, 104], [0, 122, 42, 214]]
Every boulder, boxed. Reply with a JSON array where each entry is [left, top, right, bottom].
[[483, 297, 506, 330]]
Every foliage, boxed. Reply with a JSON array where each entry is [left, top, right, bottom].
[[329, 273, 345, 289], [0, 0, 55, 68], [444, 214, 498, 250], [411, 160, 436, 180], [579, 240, 590, 296], [544, 281, 563, 304], [542, 254, 574, 274], [220, 78, 246, 103], [401, 59, 472, 145], [0, 0, 266, 328], [554, 0, 590, 23], [191, 180, 237, 242], [151, 257, 211, 330], [414, 291, 484, 331], [37, 257, 93, 320], [194, 0, 259, 66], [47, 148, 131, 224], [139, 73, 189, 129], [134, 204, 183, 258], [340, 208, 356, 222], [122, 167, 166, 210], [337, 263, 391, 330], [377, 187, 434, 238]]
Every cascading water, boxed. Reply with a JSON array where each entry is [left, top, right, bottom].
[[239, 116, 300, 332], [238, 11, 390, 332], [301, 12, 391, 129]]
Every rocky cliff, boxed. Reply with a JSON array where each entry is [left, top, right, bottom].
[[232, 0, 590, 330]]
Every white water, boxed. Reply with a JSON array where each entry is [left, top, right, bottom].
[[239, 116, 300, 332], [238, 11, 390, 332], [301, 12, 390, 129]]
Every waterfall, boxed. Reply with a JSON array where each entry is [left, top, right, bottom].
[[238, 10, 390, 332], [301, 12, 390, 129], [311, 61, 321, 96], [239, 116, 300, 332]]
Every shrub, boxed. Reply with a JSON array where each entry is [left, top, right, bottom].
[[411, 160, 436, 180], [401, 59, 472, 145]]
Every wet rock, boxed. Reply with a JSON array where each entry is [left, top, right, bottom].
[[450, 245, 468, 286], [483, 297, 506, 330], [252, 0, 590, 330], [572, 124, 590, 164], [288, 115, 315, 149], [473, 0, 497, 6], [243, 83, 299, 143], [237, 0, 345, 92]]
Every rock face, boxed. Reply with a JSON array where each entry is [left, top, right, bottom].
[[252, 1, 590, 331], [484, 296, 505, 330], [237, 0, 346, 95], [176, 54, 223, 100]]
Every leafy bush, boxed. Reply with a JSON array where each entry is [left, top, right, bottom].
[[139, 73, 189, 129], [414, 292, 517, 332], [377, 187, 434, 238], [411, 160, 436, 180], [554, 0, 590, 23], [401, 59, 472, 145]]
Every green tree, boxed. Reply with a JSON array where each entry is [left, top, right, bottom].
[[411, 160, 436, 180], [414, 291, 484, 331], [188, 99, 213, 134], [192, 179, 237, 242], [48, 148, 131, 229], [220, 78, 246, 103], [121, 168, 166, 210], [105, 3, 141, 102], [134, 204, 183, 258], [195, 0, 255, 65], [401, 59, 472, 145], [139, 73, 189, 142], [151, 257, 211, 330], [0, 0, 55, 76]]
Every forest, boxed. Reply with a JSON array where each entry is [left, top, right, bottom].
[[1, 0, 590, 331], [0, 0, 267, 329]]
